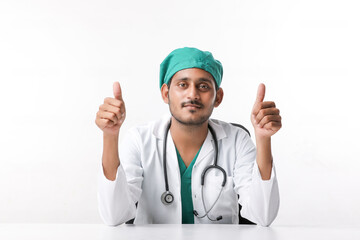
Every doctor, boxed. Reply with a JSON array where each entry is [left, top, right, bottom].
[[95, 47, 282, 226]]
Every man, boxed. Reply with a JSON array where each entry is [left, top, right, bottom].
[[95, 47, 282, 226]]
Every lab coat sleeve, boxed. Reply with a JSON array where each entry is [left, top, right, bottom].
[[97, 128, 144, 226], [233, 131, 280, 227]]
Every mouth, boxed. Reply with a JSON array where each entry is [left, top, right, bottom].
[[183, 104, 201, 109]]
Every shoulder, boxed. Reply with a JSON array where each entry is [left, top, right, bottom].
[[126, 113, 170, 140], [210, 118, 255, 159], [209, 118, 251, 139]]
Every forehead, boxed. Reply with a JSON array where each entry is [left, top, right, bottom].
[[171, 68, 215, 84]]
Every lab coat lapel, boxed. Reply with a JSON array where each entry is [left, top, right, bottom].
[[166, 129, 181, 190], [196, 119, 227, 165], [194, 130, 214, 165], [153, 114, 181, 193]]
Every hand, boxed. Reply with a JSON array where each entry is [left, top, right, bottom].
[[251, 83, 282, 139], [95, 82, 126, 136]]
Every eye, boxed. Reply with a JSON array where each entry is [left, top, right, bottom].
[[178, 82, 186, 88], [199, 84, 209, 89]]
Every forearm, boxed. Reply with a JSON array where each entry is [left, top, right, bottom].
[[102, 133, 121, 181], [255, 136, 273, 180]]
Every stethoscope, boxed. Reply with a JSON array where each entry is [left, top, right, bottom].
[[160, 119, 227, 221]]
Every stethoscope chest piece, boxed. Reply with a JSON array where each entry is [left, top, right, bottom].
[[161, 191, 174, 205]]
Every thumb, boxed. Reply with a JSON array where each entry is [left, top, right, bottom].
[[255, 83, 265, 103], [113, 81, 122, 100]]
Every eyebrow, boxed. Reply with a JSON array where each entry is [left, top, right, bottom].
[[175, 77, 213, 84]]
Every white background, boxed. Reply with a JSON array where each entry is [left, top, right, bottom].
[[0, 0, 359, 226]]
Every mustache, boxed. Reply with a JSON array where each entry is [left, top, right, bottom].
[[181, 100, 204, 108]]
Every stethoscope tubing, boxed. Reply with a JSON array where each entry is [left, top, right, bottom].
[[161, 119, 227, 220]]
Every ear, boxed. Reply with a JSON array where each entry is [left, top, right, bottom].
[[214, 87, 224, 108], [161, 83, 169, 104]]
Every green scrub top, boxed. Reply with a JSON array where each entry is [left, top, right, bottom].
[[175, 145, 202, 224]]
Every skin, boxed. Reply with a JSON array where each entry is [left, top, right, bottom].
[[160, 68, 223, 167], [250, 83, 282, 180], [95, 82, 125, 180], [95, 68, 282, 181]]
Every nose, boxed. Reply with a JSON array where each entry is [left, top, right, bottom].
[[187, 83, 200, 100]]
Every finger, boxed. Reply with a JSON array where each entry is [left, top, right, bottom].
[[254, 108, 280, 124], [263, 121, 282, 130], [96, 118, 115, 129], [113, 82, 123, 100], [255, 83, 266, 103], [99, 104, 124, 122], [104, 97, 124, 108], [252, 101, 276, 116], [97, 110, 119, 124], [258, 115, 282, 128]]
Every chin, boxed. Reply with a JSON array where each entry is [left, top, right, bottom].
[[173, 115, 210, 126]]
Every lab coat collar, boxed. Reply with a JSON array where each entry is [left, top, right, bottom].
[[154, 113, 227, 169], [153, 113, 227, 141]]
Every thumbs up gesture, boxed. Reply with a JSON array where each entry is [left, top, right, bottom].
[[251, 83, 282, 139], [95, 82, 126, 136]]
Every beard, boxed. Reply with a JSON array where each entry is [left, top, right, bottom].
[[168, 97, 215, 126]]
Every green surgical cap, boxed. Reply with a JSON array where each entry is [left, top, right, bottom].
[[159, 47, 223, 89]]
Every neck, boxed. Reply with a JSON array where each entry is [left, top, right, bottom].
[[169, 117, 209, 149]]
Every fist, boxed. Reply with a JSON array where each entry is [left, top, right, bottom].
[[95, 82, 126, 136], [251, 83, 282, 138]]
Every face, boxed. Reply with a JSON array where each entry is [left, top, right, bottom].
[[161, 68, 223, 126]]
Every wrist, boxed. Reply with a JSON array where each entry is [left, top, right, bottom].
[[255, 135, 273, 166], [255, 134, 271, 145], [103, 132, 119, 140]]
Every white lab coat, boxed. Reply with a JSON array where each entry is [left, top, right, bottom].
[[97, 114, 280, 226]]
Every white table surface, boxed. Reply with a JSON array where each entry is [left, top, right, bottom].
[[1, 224, 359, 240]]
